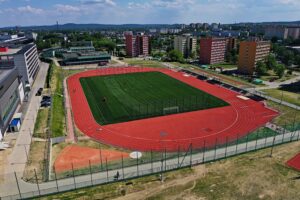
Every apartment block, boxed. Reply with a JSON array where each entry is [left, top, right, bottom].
[[199, 37, 226, 64], [174, 35, 197, 58], [125, 33, 150, 57], [238, 40, 271, 75]]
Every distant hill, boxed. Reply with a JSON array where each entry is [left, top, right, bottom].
[[0, 23, 180, 31], [1, 21, 299, 31]]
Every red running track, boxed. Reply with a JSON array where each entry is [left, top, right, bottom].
[[287, 153, 300, 171], [67, 67, 279, 152]]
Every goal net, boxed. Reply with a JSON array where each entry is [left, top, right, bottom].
[[163, 106, 179, 115]]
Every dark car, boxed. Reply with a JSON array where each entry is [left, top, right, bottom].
[[42, 96, 51, 100], [41, 102, 51, 108], [35, 88, 43, 96]]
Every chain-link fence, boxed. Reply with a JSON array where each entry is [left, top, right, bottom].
[[2, 126, 299, 200]]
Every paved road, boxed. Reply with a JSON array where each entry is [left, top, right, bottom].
[[1, 130, 299, 199]]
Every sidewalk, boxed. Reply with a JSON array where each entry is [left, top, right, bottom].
[[0, 62, 49, 196]]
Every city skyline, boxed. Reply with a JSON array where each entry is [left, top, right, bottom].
[[0, 0, 299, 27]]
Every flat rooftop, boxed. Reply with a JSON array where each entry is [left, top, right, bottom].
[[0, 48, 21, 56]]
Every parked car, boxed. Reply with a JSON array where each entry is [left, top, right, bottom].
[[35, 88, 43, 96], [41, 102, 51, 108], [42, 96, 51, 101]]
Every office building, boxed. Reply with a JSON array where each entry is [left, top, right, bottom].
[[0, 68, 24, 138], [174, 35, 197, 58], [238, 40, 271, 75], [199, 37, 226, 64], [0, 44, 40, 88], [125, 33, 150, 57]]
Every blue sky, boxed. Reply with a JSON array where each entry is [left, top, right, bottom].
[[0, 0, 299, 27]]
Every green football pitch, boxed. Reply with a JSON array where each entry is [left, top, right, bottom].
[[80, 72, 229, 125]]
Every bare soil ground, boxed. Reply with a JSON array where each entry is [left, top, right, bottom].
[[23, 141, 47, 183]]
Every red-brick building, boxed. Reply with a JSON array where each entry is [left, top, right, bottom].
[[199, 37, 227, 64], [125, 32, 150, 57]]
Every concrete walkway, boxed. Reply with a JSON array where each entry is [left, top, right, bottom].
[[0, 62, 49, 196]]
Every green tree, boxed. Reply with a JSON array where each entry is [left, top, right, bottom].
[[256, 61, 268, 76], [266, 54, 277, 70], [295, 55, 300, 67], [282, 50, 294, 66], [274, 64, 285, 78], [168, 50, 184, 62]]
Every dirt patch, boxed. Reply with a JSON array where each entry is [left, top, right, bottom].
[[54, 145, 129, 173], [23, 141, 47, 183]]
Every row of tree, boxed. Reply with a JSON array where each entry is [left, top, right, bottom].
[[256, 55, 286, 78]]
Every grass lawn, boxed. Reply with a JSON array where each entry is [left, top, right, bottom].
[[124, 59, 165, 68], [80, 71, 228, 125], [260, 70, 297, 83], [266, 101, 300, 131], [33, 108, 49, 139], [50, 64, 65, 137], [263, 89, 300, 107]]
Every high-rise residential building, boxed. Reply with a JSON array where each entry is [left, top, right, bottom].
[[174, 35, 197, 58], [264, 26, 300, 40], [226, 37, 237, 52], [265, 26, 288, 39], [287, 27, 300, 40], [238, 40, 271, 75], [0, 44, 40, 88], [125, 32, 150, 57], [199, 37, 226, 64]]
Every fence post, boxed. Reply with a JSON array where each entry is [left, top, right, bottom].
[[189, 144, 193, 167], [89, 160, 93, 186], [121, 155, 124, 180], [235, 134, 239, 154], [106, 158, 109, 182], [53, 166, 59, 192], [99, 144, 103, 171], [150, 150, 153, 172], [245, 134, 249, 151], [14, 172, 22, 199], [34, 169, 41, 196], [282, 123, 286, 143], [136, 152, 139, 176], [270, 136, 276, 157], [165, 148, 167, 171], [214, 138, 218, 160], [202, 140, 206, 163], [225, 136, 228, 158], [254, 130, 259, 150], [71, 163, 76, 190], [177, 146, 180, 167]]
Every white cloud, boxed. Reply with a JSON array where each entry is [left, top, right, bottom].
[[81, 0, 116, 6], [17, 5, 44, 14], [55, 4, 81, 12]]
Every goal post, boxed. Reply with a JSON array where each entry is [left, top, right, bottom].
[[163, 106, 179, 115]]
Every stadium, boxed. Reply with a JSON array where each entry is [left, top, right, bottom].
[[67, 66, 279, 152]]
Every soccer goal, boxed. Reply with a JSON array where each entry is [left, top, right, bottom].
[[163, 106, 179, 115]]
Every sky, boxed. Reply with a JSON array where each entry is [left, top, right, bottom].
[[0, 0, 299, 27]]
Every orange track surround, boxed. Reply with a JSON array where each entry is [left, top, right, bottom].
[[67, 67, 279, 151]]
